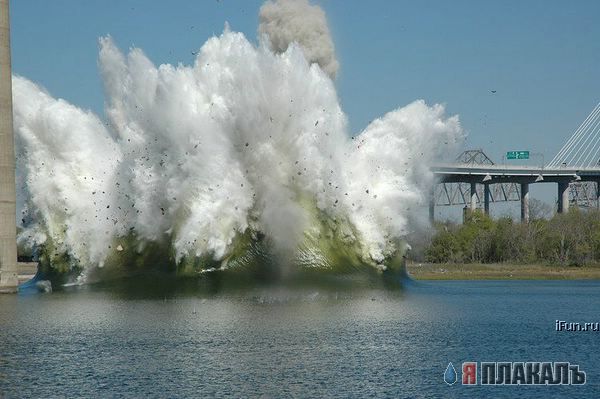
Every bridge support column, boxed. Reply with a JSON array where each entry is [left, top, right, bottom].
[[520, 183, 529, 223], [0, 0, 18, 293], [429, 184, 435, 224], [484, 184, 490, 215], [558, 182, 570, 214], [470, 182, 477, 212]]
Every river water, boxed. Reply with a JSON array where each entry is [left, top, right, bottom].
[[1, 278, 599, 398]]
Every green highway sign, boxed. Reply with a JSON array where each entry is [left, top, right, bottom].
[[506, 151, 530, 160]]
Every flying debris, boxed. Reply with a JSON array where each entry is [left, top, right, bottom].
[[12, 3, 463, 274]]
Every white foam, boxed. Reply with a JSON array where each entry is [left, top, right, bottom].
[[14, 13, 463, 271]]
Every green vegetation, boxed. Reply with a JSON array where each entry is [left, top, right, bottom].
[[406, 262, 600, 280], [425, 208, 600, 266]]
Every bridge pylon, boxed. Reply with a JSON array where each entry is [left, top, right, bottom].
[[0, 0, 18, 293]]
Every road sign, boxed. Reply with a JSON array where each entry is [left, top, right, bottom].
[[506, 151, 529, 160]]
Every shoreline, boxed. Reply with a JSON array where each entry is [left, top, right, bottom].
[[406, 262, 600, 280], [20, 261, 600, 283]]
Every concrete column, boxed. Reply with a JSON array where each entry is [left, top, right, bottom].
[[520, 183, 529, 223], [428, 184, 435, 224], [470, 182, 477, 212], [597, 181, 600, 210], [484, 184, 490, 215], [558, 182, 570, 214], [0, 0, 18, 293]]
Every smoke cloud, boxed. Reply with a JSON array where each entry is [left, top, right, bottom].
[[259, 0, 339, 79]]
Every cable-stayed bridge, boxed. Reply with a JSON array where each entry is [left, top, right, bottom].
[[431, 102, 600, 223]]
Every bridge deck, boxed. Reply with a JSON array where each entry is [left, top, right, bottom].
[[432, 164, 600, 183]]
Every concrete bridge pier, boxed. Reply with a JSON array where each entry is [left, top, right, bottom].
[[558, 181, 570, 214], [470, 182, 477, 212], [429, 185, 435, 223], [0, 0, 17, 293], [520, 183, 529, 223], [483, 183, 490, 215]]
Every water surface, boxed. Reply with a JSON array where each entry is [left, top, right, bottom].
[[1, 279, 599, 398]]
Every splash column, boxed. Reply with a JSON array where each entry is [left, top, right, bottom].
[[0, 0, 18, 293]]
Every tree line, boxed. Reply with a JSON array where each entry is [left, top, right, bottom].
[[423, 208, 600, 266]]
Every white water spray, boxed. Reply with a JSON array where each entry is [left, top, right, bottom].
[[13, 1, 463, 275]]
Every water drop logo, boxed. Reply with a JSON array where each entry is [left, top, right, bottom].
[[444, 362, 458, 385]]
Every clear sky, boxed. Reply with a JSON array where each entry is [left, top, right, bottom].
[[9, 0, 600, 215]]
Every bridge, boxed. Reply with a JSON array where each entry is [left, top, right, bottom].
[[430, 102, 600, 223]]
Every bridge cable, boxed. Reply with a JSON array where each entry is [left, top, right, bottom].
[[579, 115, 600, 167], [551, 103, 600, 167], [570, 109, 600, 166], [548, 103, 600, 167]]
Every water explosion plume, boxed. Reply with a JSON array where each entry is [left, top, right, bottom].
[[13, 1, 463, 282]]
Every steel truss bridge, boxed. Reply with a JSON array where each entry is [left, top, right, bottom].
[[431, 103, 600, 222]]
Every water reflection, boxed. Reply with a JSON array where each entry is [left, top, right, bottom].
[[65, 266, 405, 300]]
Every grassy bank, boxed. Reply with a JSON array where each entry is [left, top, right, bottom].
[[406, 262, 600, 280]]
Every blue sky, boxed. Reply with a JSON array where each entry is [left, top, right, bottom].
[[10, 0, 600, 214]]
